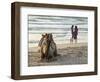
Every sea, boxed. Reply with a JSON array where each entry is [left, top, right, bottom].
[[28, 15, 88, 47]]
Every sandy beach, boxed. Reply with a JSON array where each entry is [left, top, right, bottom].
[[28, 43, 88, 66]]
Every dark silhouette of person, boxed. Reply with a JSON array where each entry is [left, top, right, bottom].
[[71, 25, 74, 39], [74, 25, 78, 43]]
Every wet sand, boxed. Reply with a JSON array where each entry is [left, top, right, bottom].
[[28, 43, 88, 66]]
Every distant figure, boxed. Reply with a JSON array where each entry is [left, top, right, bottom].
[[70, 25, 74, 43], [73, 26, 78, 43], [71, 25, 74, 39], [70, 25, 78, 43]]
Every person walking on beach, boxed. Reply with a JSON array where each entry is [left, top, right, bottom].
[[70, 25, 74, 43], [71, 25, 74, 39], [73, 25, 78, 43], [70, 25, 78, 43]]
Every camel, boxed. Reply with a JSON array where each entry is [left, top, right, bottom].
[[38, 33, 57, 61]]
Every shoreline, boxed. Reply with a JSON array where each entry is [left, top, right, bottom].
[[29, 42, 87, 53]]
